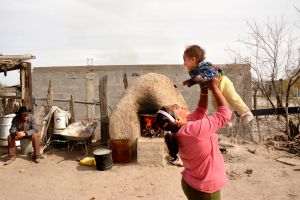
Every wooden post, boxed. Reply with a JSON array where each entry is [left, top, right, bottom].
[[47, 80, 53, 111], [0, 98, 5, 116], [99, 75, 109, 143], [253, 88, 258, 109], [46, 79, 54, 140], [85, 72, 95, 120], [123, 73, 128, 89], [69, 94, 75, 123], [253, 88, 262, 141], [20, 62, 33, 112], [20, 67, 25, 103], [277, 79, 283, 120]]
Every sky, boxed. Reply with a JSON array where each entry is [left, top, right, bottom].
[[0, 0, 299, 85]]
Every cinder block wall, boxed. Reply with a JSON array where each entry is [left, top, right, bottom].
[[32, 64, 251, 137]]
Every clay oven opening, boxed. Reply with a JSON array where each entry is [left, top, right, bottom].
[[137, 95, 164, 138], [139, 114, 164, 138]]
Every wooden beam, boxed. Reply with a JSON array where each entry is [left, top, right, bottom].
[[0, 55, 35, 73], [24, 62, 33, 112], [0, 95, 22, 99], [251, 107, 300, 116], [69, 95, 75, 123], [20, 65, 26, 105], [0, 64, 22, 73], [0, 54, 35, 61], [123, 73, 128, 89], [47, 80, 53, 111], [18, 62, 33, 111], [34, 97, 100, 105], [99, 75, 109, 143]]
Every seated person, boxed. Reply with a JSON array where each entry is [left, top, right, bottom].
[[5, 106, 42, 165]]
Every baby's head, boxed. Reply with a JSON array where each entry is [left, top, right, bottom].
[[183, 45, 205, 70]]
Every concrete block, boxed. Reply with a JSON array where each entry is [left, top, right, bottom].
[[32, 73, 52, 82], [60, 79, 86, 88], [96, 72, 110, 84], [106, 71, 123, 84], [32, 87, 48, 98], [54, 101, 70, 110], [85, 72, 95, 80], [53, 93, 69, 100], [107, 85, 124, 99], [73, 91, 87, 101], [86, 76, 95, 119], [67, 72, 81, 79], [73, 106, 87, 120], [124, 70, 142, 78], [51, 72, 66, 80], [137, 137, 166, 167]]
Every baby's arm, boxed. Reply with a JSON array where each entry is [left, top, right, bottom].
[[183, 78, 196, 87], [183, 76, 207, 87]]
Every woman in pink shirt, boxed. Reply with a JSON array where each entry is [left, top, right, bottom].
[[156, 78, 231, 200]]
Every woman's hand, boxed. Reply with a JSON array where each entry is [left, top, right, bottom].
[[199, 81, 208, 94], [207, 77, 220, 91], [198, 81, 208, 108]]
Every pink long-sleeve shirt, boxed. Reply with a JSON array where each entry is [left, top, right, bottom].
[[175, 105, 231, 193]]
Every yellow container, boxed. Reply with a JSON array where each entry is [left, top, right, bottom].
[[80, 157, 96, 166]]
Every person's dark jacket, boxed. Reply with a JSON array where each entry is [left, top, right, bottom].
[[9, 114, 38, 137]]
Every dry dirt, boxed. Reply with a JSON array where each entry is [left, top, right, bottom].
[[0, 135, 300, 200], [1, 97, 300, 200]]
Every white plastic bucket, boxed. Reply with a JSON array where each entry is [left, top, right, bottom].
[[20, 139, 32, 155], [0, 114, 20, 147], [54, 112, 68, 130]]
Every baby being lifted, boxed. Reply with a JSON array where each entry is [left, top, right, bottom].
[[183, 45, 254, 125]]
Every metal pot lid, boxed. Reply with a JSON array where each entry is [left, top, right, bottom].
[[93, 148, 111, 155]]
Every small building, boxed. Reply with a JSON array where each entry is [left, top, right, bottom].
[[0, 54, 35, 116]]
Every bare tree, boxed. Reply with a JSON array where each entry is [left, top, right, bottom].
[[227, 16, 300, 137]]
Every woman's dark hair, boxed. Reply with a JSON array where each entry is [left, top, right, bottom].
[[184, 45, 206, 64], [155, 106, 179, 133], [156, 106, 180, 161]]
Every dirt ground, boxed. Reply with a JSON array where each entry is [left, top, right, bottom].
[[1, 134, 300, 200]]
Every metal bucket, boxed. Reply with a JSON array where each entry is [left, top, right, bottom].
[[93, 148, 113, 171], [0, 114, 20, 147]]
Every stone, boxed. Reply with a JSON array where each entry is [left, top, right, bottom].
[[137, 137, 166, 166]]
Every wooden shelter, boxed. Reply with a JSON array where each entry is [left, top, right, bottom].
[[0, 54, 35, 115]]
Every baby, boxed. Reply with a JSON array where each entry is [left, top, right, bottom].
[[183, 45, 253, 125]]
